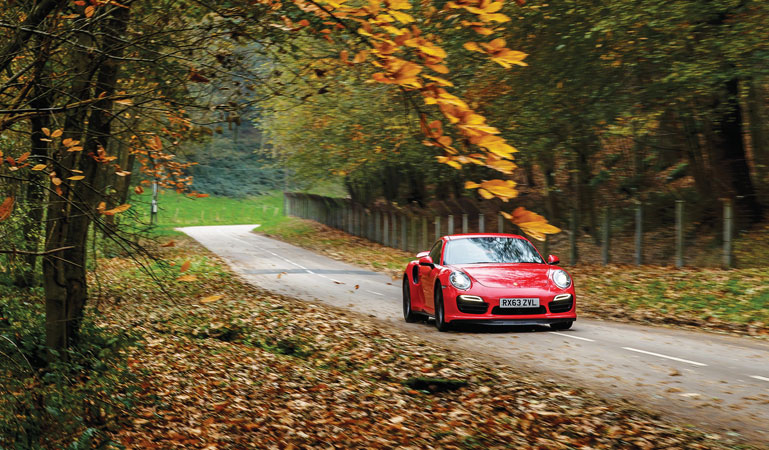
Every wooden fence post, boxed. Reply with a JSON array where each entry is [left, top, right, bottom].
[[375, 211, 382, 243], [498, 213, 504, 233], [435, 216, 441, 240], [723, 199, 734, 269], [601, 206, 610, 265], [401, 215, 407, 250], [410, 216, 417, 252], [391, 213, 397, 248], [422, 217, 428, 250], [383, 214, 390, 247], [478, 213, 485, 233], [635, 203, 643, 266], [462, 214, 468, 234], [676, 200, 684, 268], [448, 214, 454, 235]]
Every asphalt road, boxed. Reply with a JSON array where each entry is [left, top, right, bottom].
[[181, 224, 769, 443]]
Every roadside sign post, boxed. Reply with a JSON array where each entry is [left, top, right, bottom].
[[150, 180, 158, 225]]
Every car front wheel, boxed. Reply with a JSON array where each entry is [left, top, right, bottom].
[[434, 286, 451, 332], [403, 277, 421, 323]]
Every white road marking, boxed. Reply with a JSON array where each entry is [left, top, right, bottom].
[[622, 347, 707, 367], [750, 375, 769, 382], [550, 332, 595, 342], [366, 290, 385, 296], [232, 235, 316, 273]]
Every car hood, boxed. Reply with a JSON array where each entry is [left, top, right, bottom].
[[450, 263, 551, 289]]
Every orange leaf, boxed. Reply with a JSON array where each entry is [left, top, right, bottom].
[[16, 152, 30, 163], [84, 5, 94, 17], [180, 260, 191, 273], [0, 197, 14, 221], [50, 129, 63, 138], [31, 164, 47, 171], [161, 241, 175, 247], [102, 204, 131, 215], [177, 274, 197, 282], [134, 185, 144, 194]]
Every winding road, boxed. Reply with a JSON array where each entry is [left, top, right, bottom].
[[181, 224, 769, 444]]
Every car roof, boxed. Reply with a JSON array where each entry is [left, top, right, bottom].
[[444, 233, 528, 241]]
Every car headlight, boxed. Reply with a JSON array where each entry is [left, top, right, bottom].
[[449, 271, 472, 290], [551, 269, 571, 289]]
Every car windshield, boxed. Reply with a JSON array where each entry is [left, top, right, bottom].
[[443, 237, 544, 265]]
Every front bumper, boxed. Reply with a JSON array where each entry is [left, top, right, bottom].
[[444, 286, 577, 323], [450, 318, 575, 326]]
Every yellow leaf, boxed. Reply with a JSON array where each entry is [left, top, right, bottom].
[[465, 181, 481, 189], [389, 10, 414, 23], [67, 175, 85, 181], [50, 129, 63, 138], [423, 74, 454, 87], [478, 188, 494, 199], [353, 50, 369, 63], [479, 12, 510, 23], [42, 128, 51, 137], [177, 274, 197, 282], [463, 42, 481, 52], [31, 164, 47, 171], [480, 179, 518, 201], [200, 295, 223, 304], [385, 0, 411, 10]]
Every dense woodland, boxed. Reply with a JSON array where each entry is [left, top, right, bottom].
[[265, 0, 769, 237]]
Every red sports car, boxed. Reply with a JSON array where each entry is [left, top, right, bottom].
[[402, 233, 576, 331]]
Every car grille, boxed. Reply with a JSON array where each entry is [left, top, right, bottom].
[[457, 301, 488, 314], [548, 298, 573, 313], [491, 306, 547, 315]]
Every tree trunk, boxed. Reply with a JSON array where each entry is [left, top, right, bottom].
[[15, 40, 54, 288], [746, 79, 768, 195], [43, 5, 129, 353], [707, 78, 764, 224]]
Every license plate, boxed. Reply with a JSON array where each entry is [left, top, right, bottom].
[[500, 298, 540, 308]]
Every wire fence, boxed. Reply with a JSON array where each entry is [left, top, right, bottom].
[[284, 192, 745, 268]]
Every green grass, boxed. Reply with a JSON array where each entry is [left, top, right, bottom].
[[131, 190, 288, 236], [574, 265, 769, 329]]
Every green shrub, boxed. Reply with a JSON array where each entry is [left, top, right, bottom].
[[0, 287, 135, 449]]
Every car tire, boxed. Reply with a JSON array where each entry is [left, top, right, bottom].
[[550, 321, 573, 331], [403, 277, 421, 323], [434, 286, 451, 332]]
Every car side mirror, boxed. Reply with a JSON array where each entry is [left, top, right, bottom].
[[547, 254, 560, 265], [419, 256, 434, 268], [416, 251, 429, 258]]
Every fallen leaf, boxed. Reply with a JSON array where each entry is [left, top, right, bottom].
[[200, 295, 223, 304]]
